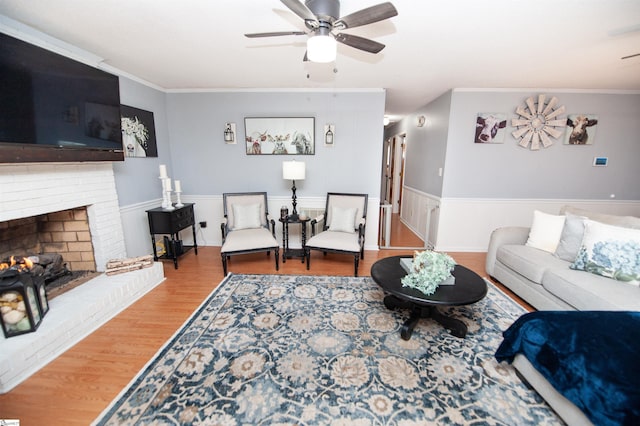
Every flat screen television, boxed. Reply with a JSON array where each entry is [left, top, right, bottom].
[[0, 32, 124, 163]]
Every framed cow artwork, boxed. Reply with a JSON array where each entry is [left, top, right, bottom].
[[245, 117, 315, 155], [564, 114, 598, 145], [475, 113, 507, 144]]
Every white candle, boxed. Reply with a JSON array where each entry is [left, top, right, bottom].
[[165, 178, 172, 191], [174, 180, 182, 192], [159, 164, 168, 178]]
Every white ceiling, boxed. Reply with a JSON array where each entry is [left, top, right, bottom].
[[1, 0, 639, 119]]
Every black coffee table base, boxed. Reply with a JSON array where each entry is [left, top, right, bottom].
[[384, 295, 468, 340]]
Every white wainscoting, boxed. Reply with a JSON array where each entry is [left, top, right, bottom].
[[400, 187, 441, 247], [399, 186, 640, 252], [120, 191, 640, 256], [119, 195, 382, 258]]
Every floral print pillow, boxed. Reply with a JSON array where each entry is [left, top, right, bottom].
[[570, 220, 640, 284]]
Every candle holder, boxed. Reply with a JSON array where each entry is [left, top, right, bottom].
[[160, 176, 169, 209], [160, 178, 174, 210], [175, 190, 184, 208]]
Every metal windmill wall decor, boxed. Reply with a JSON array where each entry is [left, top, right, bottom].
[[511, 94, 566, 150]]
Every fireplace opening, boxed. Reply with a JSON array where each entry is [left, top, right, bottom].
[[0, 207, 99, 298]]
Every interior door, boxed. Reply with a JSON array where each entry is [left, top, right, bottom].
[[379, 133, 424, 248]]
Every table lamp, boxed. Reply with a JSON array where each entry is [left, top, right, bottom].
[[282, 160, 305, 220]]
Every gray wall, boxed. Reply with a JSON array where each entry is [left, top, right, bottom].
[[113, 77, 172, 206], [164, 90, 385, 198], [113, 87, 386, 206], [387, 90, 640, 201]]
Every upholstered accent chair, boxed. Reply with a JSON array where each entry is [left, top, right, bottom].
[[220, 192, 279, 275], [305, 192, 368, 276]]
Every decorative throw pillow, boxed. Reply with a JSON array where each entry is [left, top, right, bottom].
[[329, 207, 357, 233], [570, 220, 640, 284], [525, 210, 566, 253], [232, 203, 262, 230], [554, 212, 587, 262]]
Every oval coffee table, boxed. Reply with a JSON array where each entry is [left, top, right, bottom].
[[371, 255, 487, 340]]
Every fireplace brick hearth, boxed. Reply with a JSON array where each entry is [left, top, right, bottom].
[[0, 262, 165, 393]]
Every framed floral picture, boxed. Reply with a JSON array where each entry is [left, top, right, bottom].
[[245, 117, 315, 155], [121, 105, 158, 157]]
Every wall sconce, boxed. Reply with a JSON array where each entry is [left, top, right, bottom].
[[324, 124, 335, 146], [417, 115, 426, 127], [224, 123, 236, 144]]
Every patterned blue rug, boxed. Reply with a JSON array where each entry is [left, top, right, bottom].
[[93, 274, 561, 425]]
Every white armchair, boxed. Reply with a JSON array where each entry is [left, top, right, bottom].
[[305, 192, 368, 276], [220, 192, 279, 275]]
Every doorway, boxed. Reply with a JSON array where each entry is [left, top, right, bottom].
[[379, 133, 424, 249]]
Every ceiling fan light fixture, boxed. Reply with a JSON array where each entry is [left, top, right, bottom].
[[307, 34, 336, 63]]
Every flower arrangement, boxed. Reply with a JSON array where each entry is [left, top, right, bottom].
[[121, 116, 149, 151], [401, 250, 456, 295]]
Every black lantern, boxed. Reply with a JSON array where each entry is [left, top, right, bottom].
[[0, 272, 43, 338], [33, 276, 49, 317]]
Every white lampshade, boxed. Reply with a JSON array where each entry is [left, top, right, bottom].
[[282, 160, 306, 180], [307, 35, 336, 63]]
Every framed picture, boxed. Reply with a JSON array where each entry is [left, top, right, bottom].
[[120, 105, 158, 157], [474, 113, 507, 144], [564, 114, 598, 145], [245, 117, 315, 155]]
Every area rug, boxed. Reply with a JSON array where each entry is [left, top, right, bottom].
[[94, 274, 561, 425]]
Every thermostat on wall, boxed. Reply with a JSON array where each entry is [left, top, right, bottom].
[[593, 157, 608, 166]]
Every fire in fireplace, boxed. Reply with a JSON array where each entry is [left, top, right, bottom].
[[0, 254, 69, 283]]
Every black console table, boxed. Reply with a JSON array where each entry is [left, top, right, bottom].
[[279, 216, 310, 263], [146, 203, 198, 269]]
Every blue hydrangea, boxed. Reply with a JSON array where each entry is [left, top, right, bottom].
[[572, 240, 640, 282], [401, 251, 456, 295]]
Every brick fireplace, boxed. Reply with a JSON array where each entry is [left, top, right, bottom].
[[0, 163, 165, 393], [0, 163, 127, 270]]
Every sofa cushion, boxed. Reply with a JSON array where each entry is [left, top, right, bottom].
[[497, 245, 569, 284], [543, 267, 640, 310], [561, 206, 640, 229], [554, 212, 587, 262], [525, 210, 566, 253], [570, 220, 640, 284]]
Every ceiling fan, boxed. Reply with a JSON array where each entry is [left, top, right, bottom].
[[607, 23, 640, 60], [245, 0, 398, 63]]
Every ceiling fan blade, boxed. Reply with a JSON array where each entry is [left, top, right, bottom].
[[334, 2, 398, 30], [335, 33, 385, 54], [281, 0, 318, 22], [245, 31, 306, 38]]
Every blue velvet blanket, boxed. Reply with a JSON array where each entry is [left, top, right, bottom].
[[495, 311, 640, 426]]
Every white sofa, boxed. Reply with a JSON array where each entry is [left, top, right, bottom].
[[488, 206, 640, 425], [486, 206, 640, 311]]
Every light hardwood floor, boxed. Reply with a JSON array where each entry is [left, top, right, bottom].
[[0, 247, 531, 425]]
